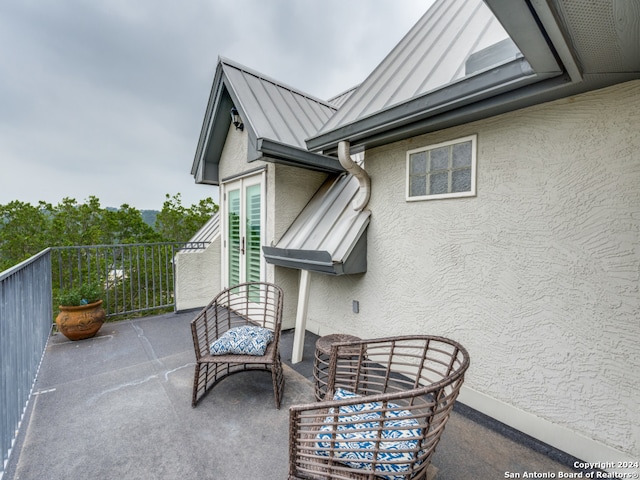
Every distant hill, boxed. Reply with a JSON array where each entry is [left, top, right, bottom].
[[141, 210, 158, 227]]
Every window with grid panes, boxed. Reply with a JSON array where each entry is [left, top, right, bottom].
[[407, 135, 476, 201]]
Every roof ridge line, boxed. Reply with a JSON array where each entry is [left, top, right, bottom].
[[218, 56, 337, 111], [327, 84, 360, 103]]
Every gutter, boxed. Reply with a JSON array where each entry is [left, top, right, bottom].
[[255, 138, 344, 173], [306, 58, 552, 152]]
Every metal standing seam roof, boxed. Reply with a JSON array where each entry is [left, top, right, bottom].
[[263, 174, 370, 275], [199, 0, 638, 276], [308, 0, 640, 153], [315, 0, 513, 138], [189, 212, 220, 243], [191, 57, 344, 185], [219, 57, 338, 150], [191, 58, 371, 275], [326, 85, 359, 109]]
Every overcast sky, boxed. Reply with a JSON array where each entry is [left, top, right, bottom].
[[0, 0, 429, 211]]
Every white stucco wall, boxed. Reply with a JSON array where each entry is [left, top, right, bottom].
[[270, 164, 327, 329], [174, 236, 221, 311], [218, 126, 257, 180], [302, 81, 640, 462], [270, 163, 327, 244]]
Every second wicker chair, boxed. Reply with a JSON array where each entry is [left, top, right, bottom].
[[288, 335, 470, 479]]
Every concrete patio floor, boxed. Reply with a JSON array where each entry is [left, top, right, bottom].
[[4, 310, 586, 480]]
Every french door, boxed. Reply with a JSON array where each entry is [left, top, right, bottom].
[[223, 173, 264, 289]]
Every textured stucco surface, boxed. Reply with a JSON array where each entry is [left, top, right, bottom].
[[174, 237, 221, 311], [270, 163, 327, 245], [218, 125, 260, 181], [270, 164, 327, 328], [302, 81, 640, 458]]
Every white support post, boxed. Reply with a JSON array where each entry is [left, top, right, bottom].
[[291, 269, 311, 364]]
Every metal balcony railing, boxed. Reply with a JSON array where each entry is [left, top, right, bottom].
[[0, 241, 208, 476], [52, 242, 208, 318], [0, 249, 52, 477]]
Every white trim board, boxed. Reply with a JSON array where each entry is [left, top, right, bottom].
[[458, 386, 636, 472]]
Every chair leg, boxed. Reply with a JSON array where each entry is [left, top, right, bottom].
[[271, 359, 284, 409], [192, 362, 202, 407], [194, 359, 284, 408], [192, 362, 215, 407]]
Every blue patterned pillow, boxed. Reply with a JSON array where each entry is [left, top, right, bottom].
[[316, 388, 422, 480], [209, 325, 274, 356]]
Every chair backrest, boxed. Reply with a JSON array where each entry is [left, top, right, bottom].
[[191, 282, 284, 360], [327, 335, 469, 399], [213, 282, 284, 332], [313, 335, 469, 477]]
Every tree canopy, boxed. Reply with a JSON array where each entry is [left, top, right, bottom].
[[155, 194, 218, 244], [0, 195, 218, 271]]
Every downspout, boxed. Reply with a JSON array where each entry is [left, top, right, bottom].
[[338, 140, 370, 211]]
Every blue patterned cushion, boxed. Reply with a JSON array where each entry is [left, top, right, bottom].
[[316, 388, 422, 480], [209, 325, 274, 356]]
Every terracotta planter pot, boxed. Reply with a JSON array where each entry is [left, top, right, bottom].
[[56, 300, 106, 341]]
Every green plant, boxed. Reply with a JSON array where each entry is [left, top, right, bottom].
[[56, 282, 103, 306]]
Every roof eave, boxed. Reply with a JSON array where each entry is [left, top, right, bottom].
[[306, 57, 558, 152], [193, 58, 343, 184], [192, 94, 235, 185], [191, 61, 228, 183], [346, 74, 574, 152], [262, 248, 339, 274], [306, 0, 598, 154], [310, 72, 640, 155]]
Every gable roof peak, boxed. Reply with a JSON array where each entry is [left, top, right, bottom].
[[218, 56, 336, 110], [191, 56, 344, 184]]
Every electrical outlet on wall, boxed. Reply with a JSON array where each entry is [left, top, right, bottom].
[[352, 300, 359, 313]]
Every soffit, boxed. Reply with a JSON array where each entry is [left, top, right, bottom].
[[549, 0, 640, 74]]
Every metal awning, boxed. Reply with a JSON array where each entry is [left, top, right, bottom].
[[263, 173, 370, 276]]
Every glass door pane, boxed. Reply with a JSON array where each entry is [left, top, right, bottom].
[[245, 184, 261, 283], [223, 174, 263, 291], [245, 183, 261, 301], [227, 188, 241, 287]]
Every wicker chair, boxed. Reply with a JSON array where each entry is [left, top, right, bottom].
[[288, 335, 470, 480], [190, 282, 285, 409]]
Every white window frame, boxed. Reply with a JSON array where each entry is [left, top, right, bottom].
[[406, 134, 477, 201]]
